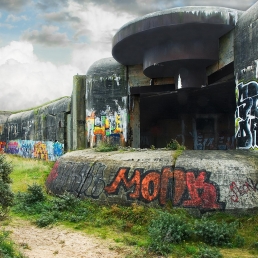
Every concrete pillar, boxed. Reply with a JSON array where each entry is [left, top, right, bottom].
[[72, 75, 86, 150], [130, 95, 140, 148], [234, 2, 258, 149]]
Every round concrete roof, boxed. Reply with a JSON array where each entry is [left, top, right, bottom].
[[86, 57, 123, 76], [112, 6, 243, 79]]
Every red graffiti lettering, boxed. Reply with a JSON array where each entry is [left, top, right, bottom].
[[141, 172, 160, 202], [105, 167, 223, 210], [160, 167, 174, 205], [183, 171, 220, 209], [173, 169, 186, 205], [46, 162, 59, 184], [229, 178, 258, 202], [104, 168, 141, 199]]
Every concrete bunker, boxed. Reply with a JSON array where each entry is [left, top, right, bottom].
[[110, 6, 242, 149]]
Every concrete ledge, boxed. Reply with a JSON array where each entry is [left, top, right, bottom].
[[46, 149, 258, 212]]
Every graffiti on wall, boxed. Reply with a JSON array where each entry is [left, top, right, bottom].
[[229, 178, 258, 203], [0, 141, 6, 153], [235, 81, 258, 149], [7, 123, 19, 138], [46, 163, 224, 210], [86, 99, 128, 147], [105, 167, 224, 209], [196, 133, 235, 150], [46, 161, 106, 199], [6, 140, 64, 161]]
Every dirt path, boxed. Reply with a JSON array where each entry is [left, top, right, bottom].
[[4, 219, 133, 258]]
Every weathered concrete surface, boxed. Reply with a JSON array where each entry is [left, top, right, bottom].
[[234, 1, 258, 150], [176, 150, 258, 210], [86, 57, 128, 148], [46, 149, 258, 212], [1, 97, 70, 160]]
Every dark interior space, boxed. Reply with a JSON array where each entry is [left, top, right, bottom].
[[139, 80, 236, 149]]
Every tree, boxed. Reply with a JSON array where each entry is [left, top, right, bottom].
[[0, 155, 14, 218]]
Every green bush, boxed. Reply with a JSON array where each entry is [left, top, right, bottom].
[[0, 155, 14, 217], [51, 192, 80, 212], [35, 213, 56, 227], [195, 218, 238, 247], [148, 211, 192, 254], [194, 245, 223, 258], [16, 184, 45, 206]]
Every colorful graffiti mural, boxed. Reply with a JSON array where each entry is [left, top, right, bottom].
[[86, 102, 128, 147], [0, 141, 6, 153], [5, 140, 64, 161], [235, 81, 258, 149]]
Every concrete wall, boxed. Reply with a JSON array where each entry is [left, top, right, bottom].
[[46, 149, 258, 212], [234, 1, 258, 149], [86, 57, 128, 147], [0, 97, 70, 161], [71, 75, 86, 151]]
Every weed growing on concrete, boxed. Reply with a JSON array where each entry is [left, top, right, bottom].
[[95, 139, 118, 152], [166, 139, 186, 150]]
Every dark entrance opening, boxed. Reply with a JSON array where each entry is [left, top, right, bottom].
[[138, 80, 236, 149]]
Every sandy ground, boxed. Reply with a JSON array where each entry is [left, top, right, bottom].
[[4, 219, 134, 258]]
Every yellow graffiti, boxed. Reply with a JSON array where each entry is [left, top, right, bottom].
[[34, 142, 48, 160]]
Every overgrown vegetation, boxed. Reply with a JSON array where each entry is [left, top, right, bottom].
[[0, 154, 27, 258], [0, 155, 14, 218], [95, 138, 118, 152], [0, 230, 27, 258], [4, 154, 258, 258]]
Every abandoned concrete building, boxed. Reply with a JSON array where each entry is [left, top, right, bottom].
[[0, 3, 258, 160]]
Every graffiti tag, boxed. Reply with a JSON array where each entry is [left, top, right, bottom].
[[105, 167, 224, 210], [229, 178, 258, 202]]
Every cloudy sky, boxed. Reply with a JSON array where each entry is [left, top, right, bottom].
[[0, 0, 256, 111]]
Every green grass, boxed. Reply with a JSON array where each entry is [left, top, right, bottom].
[[3, 154, 258, 258], [5, 154, 54, 193], [0, 229, 26, 258]]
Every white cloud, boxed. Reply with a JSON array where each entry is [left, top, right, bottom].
[[6, 14, 28, 22], [0, 41, 82, 111], [22, 25, 70, 46], [68, 3, 136, 72]]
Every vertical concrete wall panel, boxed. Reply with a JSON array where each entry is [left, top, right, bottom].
[[86, 57, 128, 147], [235, 2, 258, 149]]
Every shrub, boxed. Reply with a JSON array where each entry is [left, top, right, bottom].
[[35, 213, 56, 227], [148, 211, 192, 254], [51, 192, 80, 212], [16, 183, 45, 207], [194, 245, 223, 258], [195, 218, 238, 246], [0, 155, 14, 217]]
